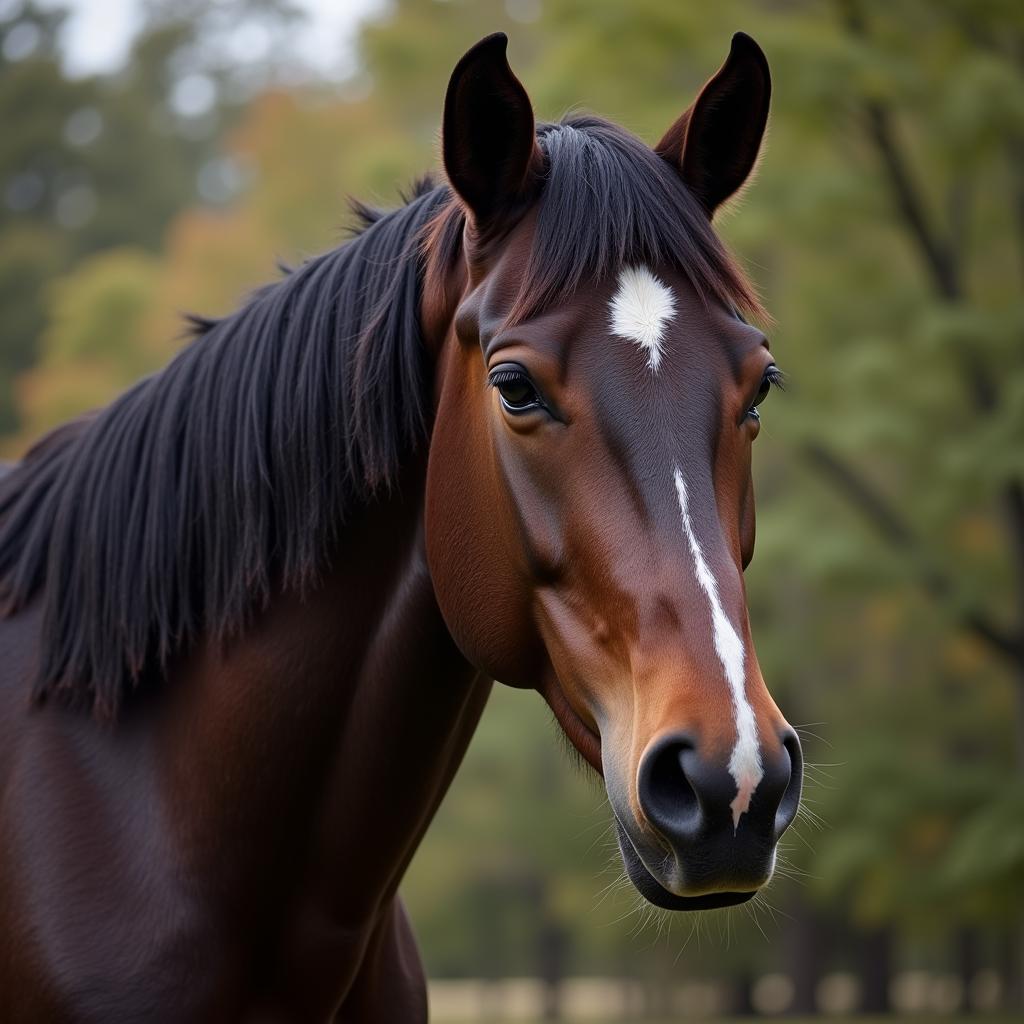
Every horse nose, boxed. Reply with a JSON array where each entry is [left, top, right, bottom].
[[637, 729, 802, 879]]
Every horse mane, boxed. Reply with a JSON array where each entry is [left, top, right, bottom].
[[0, 115, 762, 720], [0, 178, 447, 718]]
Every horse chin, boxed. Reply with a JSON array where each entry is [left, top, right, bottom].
[[614, 819, 758, 912]]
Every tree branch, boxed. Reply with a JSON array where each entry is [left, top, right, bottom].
[[829, 4, 1024, 740], [947, 176, 971, 263], [839, 0, 961, 301], [803, 442, 1021, 664], [861, 100, 961, 301], [839, 0, 998, 412], [1009, 135, 1024, 287], [1005, 480, 1024, 624]]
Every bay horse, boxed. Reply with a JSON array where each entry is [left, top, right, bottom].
[[0, 32, 802, 1022]]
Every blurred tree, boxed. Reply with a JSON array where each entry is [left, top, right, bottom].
[[0, 2, 80, 431], [15, 247, 160, 436], [741, 0, 1024, 1008], [0, 0, 307, 439], [0, 222, 66, 432]]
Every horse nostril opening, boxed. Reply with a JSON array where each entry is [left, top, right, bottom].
[[774, 730, 803, 840], [638, 736, 701, 843]]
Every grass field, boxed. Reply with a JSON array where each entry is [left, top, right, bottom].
[[433, 1018, 1022, 1024], [434, 1019, 1019, 1024]]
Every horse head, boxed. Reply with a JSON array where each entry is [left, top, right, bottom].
[[425, 33, 802, 911]]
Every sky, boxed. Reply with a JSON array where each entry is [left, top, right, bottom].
[[35, 0, 385, 79]]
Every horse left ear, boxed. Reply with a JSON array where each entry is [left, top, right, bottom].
[[656, 32, 771, 217]]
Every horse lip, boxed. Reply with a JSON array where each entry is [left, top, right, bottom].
[[611, 816, 760, 911], [538, 675, 603, 774]]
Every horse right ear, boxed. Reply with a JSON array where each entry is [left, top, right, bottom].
[[443, 33, 541, 231]]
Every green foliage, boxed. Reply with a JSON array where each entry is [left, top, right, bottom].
[[942, 783, 1024, 918], [17, 247, 160, 436], [0, 222, 66, 431]]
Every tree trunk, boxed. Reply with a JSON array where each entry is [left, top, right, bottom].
[[537, 914, 566, 1021], [1001, 926, 1024, 1013], [786, 893, 829, 1014], [955, 926, 978, 1010], [729, 970, 757, 1017], [1015, 659, 1024, 776], [860, 926, 893, 1014]]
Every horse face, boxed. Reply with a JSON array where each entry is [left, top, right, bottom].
[[425, 34, 801, 910]]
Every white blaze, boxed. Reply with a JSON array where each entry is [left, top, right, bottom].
[[672, 466, 763, 830], [609, 265, 676, 372]]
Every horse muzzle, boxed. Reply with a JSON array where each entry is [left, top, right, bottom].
[[607, 728, 803, 910]]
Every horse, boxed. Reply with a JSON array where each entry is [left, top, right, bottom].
[[0, 31, 802, 1022]]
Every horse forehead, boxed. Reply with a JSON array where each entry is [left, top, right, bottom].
[[549, 271, 732, 400], [477, 261, 751, 386]]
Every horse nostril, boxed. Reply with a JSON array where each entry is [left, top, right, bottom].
[[638, 728, 804, 850], [637, 734, 702, 844], [774, 729, 803, 841], [634, 729, 802, 896]]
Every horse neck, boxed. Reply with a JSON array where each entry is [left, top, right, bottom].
[[161, 453, 489, 926]]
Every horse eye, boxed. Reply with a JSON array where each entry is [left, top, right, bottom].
[[489, 368, 542, 413], [752, 376, 772, 408], [749, 365, 784, 418]]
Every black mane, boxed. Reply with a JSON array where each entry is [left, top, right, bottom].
[[0, 180, 447, 717], [0, 116, 761, 718]]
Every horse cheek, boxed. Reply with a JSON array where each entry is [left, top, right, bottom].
[[424, 374, 542, 689]]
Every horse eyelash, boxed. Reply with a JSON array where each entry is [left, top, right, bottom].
[[487, 368, 527, 388], [766, 366, 787, 391]]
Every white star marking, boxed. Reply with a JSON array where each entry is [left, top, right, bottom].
[[609, 265, 676, 373]]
